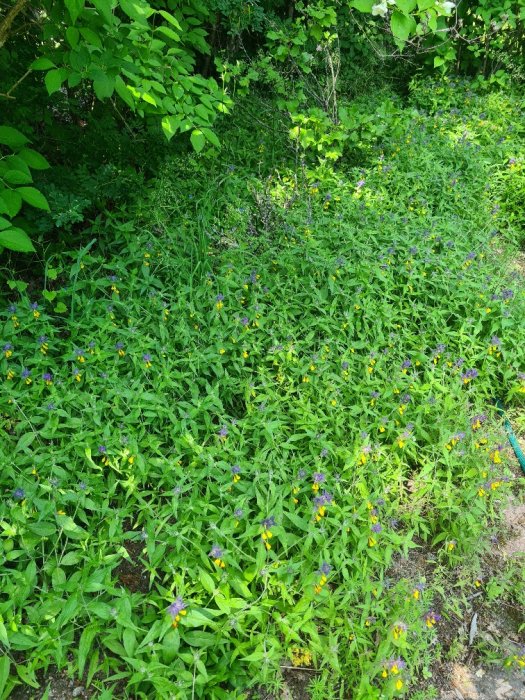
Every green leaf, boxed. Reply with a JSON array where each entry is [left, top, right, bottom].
[[158, 9, 182, 29], [201, 127, 220, 148], [0, 189, 22, 217], [349, 0, 374, 11], [92, 71, 115, 99], [16, 433, 36, 452], [18, 187, 50, 211], [0, 126, 29, 149], [45, 69, 66, 95], [78, 625, 98, 677], [434, 55, 446, 67], [27, 522, 56, 537], [0, 227, 35, 252], [30, 57, 56, 70], [54, 302, 68, 313], [92, 0, 114, 25], [65, 0, 85, 23], [119, 0, 152, 22], [3, 170, 32, 185], [66, 26, 80, 47], [390, 10, 416, 43], [190, 129, 206, 153], [161, 115, 181, 141], [115, 76, 135, 108], [18, 148, 50, 170], [396, 0, 417, 13], [0, 216, 10, 230], [0, 656, 10, 698]]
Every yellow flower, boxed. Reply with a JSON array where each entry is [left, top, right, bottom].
[[219, 348, 225, 355], [368, 536, 376, 547], [242, 351, 249, 359], [395, 679, 403, 691], [6, 370, 15, 380]]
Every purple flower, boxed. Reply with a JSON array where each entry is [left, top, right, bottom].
[[298, 469, 306, 479], [401, 393, 411, 404], [387, 657, 406, 671], [234, 508, 244, 518], [501, 288, 514, 300], [356, 179, 365, 188], [3, 342, 13, 351], [370, 391, 380, 399], [75, 348, 85, 357], [167, 597, 186, 618], [38, 335, 47, 344], [30, 302, 39, 310], [8, 304, 16, 313], [13, 488, 25, 500], [21, 369, 31, 379], [461, 368, 478, 381], [319, 562, 332, 575], [98, 445, 107, 454], [218, 426, 228, 438], [313, 472, 326, 483], [116, 342, 124, 350], [401, 360, 411, 370], [490, 335, 501, 346], [320, 448, 328, 458], [261, 516, 275, 529], [231, 465, 241, 475], [143, 353, 152, 362], [241, 316, 249, 326], [209, 545, 223, 559], [78, 481, 87, 491], [216, 294, 224, 302], [342, 361, 349, 370], [435, 343, 446, 353], [371, 523, 382, 533], [46, 402, 56, 411], [42, 372, 53, 382]]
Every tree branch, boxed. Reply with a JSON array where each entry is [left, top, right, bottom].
[[0, 0, 29, 48]]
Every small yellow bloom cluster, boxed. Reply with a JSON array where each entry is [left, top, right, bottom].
[[143, 251, 150, 266], [4, 347, 12, 359], [111, 284, 120, 295], [172, 608, 187, 628], [368, 358, 376, 374], [474, 437, 488, 449], [11, 315, 19, 327], [505, 652, 525, 669], [261, 529, 273, 550], [6, 370, 15, 380], [213, 557, 226, 569], [291, 647, 312, 667]]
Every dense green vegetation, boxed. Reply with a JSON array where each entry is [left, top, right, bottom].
[[1, 1, 525, 698]]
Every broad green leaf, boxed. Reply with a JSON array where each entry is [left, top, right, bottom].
[[30, 57, 55, 70], [45, 69, 66, 95], [65, 0, 85, 23], [18, 187, 50, 211], [190, 129, 205, 153], [66, 26, 80, 47], [0, 226, 35, 252], [0, 217, 10, 231], [16, 433, 36, 451], [119, 0, 152, 21], [0, 656, 9, 698], [54, 302, 68, 313], [3, 170, 32, 185], [201, 127, 220, 148], [158, 10, 182, 29], [92, 71, 115, 99], [0, 189, 22, 217], [115, 75, 135, 108], [396, 0, 417, 13], [28, 522, 56, 537], [18, 148, 50, 170], [349, 0, 374, 11], [161, 115, 181, 141], [92, 0, 114, 25], [78, 625, 98, 677], [434, 55, 446, 67], [390, 10, 416, 42], [0, 126, 29, 149]]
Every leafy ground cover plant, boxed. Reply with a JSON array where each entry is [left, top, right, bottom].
[[0, 79, 524, 699]]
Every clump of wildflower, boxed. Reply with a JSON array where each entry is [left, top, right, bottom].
[[30, 301, 40, 318], [312, 472, 325, 493], [21, 368, 32, 385], [488, 335, 502, 356], [218, 425, 228, 440], [314, 562, 332, 594], [471, 414, 486, 430], [445, 431, 465, 451], [3, 343, 13, 358], [412, 582, 425, 600], [167, 596, 187, 628], [98, 445, 110, 466], [261, 516, 275, 549], [115, 342, 125, 357], [461, 368, 478, 384], [13, 487, 25, 501], [392, 622, 407, 640], [38, 335, 48, 354], [446, 539, 456, 552], [489, 444, 504, 464], [143, 353, 152, 368], [314, 491, 333, 522], [359, 445, 372, 464], [43, 372, 53, 385], [75, 348, 85, 363], [424, 611, 442, 628], [382, 657, 406, 682], [216, 293, 224, 311], [231, 464, 241, 483], [72, 366, 82, 382], [210, 545, 226, 568], [401, 359, 411, 373], [291, 647, 313, 667]]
